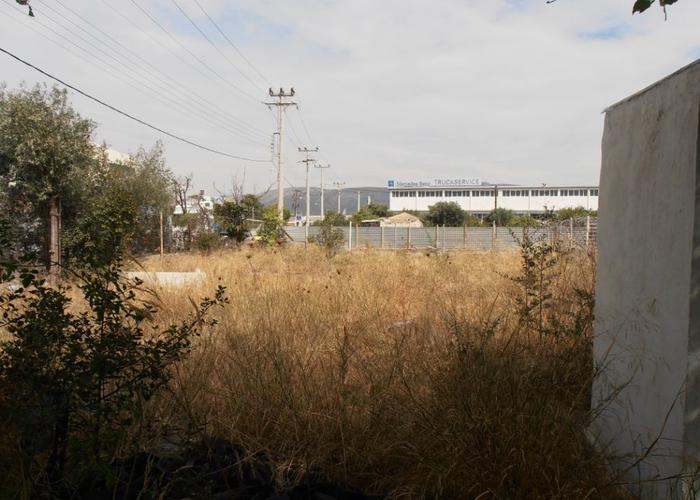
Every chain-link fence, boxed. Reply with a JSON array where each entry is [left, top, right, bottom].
[[284, 217, 597, 252]]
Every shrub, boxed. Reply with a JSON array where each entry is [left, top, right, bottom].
[[309, 223, 345, 256], [194, 231, 222, 253], [0, 250, 227, 496]]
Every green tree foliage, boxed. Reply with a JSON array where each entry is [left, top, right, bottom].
[[194, 231, 222, 253], [426, 202, 466, 226], [308, 223, 345, 257], [240, 194, 263, 220], [351, 202, 390, 223], [553, 206, 597, 222], [214, 201, 249, 242], [510, 214, 544, 228], [485, 208, 514, 226], [257, 205, 285, 245], [632, 0, 677, 15], [0, 236, 227, 495], [0, 85, 174, 265], [62, 143, 174, 263], [313, 210, 346, 226], [0, 84, 95, 263], [366, 202, 389, 218]]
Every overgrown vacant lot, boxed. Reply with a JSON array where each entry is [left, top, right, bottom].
[[124, 247, 624, 499]]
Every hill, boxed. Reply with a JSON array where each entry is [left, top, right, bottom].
[[258, 186, 389, 217]]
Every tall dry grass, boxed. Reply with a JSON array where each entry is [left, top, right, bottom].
[[130, 247, 620, 499]]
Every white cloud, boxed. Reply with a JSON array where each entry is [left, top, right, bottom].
[[0, 0, 698, 194]]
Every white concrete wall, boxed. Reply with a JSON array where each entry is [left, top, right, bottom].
[[592, 59, 700, 498]]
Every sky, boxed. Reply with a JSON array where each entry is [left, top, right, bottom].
[[0, 0, 699, 194]]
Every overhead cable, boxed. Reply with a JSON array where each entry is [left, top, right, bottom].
[[0, 46, 271, 162]]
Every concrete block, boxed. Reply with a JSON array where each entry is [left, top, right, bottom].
[[125, 270, 206, 287], [592, 59, 700, 498]]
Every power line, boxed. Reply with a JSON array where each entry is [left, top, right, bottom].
[[168, 0, 261, 92], [129, 0, 261, 104], [26, 1, 268, 146], [0, 46, 271, 163], [97, 0, 267, 139], [192, 0, 271, 87], [47, 0, 269, 143]]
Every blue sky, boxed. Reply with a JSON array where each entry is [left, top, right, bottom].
[[0, 0, 699, 194]]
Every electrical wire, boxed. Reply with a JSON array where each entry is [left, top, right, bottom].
[[45, 0, 270, 142], [0, 45, 271, 162], [192, 0, 271, 87], [130, 0, 261, 104], [28, 1, 268, 146], [168, 0, 261, 92]]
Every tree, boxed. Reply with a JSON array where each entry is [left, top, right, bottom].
[[486, 208, 514, 226], [214, 201, 249, 243], [0, 84, 95, 269], [366, 202, 389, 218], [350, 202, 390, 224], [314, 210, 346, 226], [241, 194, 263, 220], [554, 206, 597, 222], [547, 0, 678, 16], [632, 0, 677, 16], [62, 143, 174, 263], [426, 202, 466, 226], [257, 205, 285, 245]]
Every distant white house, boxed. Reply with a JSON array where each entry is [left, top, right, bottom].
[[173, 193, 214, 215]]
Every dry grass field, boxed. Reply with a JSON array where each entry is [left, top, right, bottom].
[[116, 246, 626, 499]]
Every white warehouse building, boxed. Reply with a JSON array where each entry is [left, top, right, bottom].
[[388, 178, 598, 214]]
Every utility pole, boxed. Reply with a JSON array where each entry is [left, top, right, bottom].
[[315, 163, 331, 218], [265, 88, 297, 219], [356, 190, 361, 213], [292, 189, 302, 225], [333, 181, 345, 213], [298, 146, 318, 244]]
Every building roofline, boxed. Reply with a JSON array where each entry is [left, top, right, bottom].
[[387, 184, 599, 189], [603, 58, 700, 113]]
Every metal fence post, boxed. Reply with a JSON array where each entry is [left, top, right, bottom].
[[443, 224, 446, 249], [585, 215, 591, 250], [569, 218, 574, 249], [394, 223, 397, 250], [348, 221, 352, 251], [407, 225, 411, 249], [463, 224, 467, 249], [356, 223, 360, 248], [435, 225, 439, 249], [492, 221, 496, 251]]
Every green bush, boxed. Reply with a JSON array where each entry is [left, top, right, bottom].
[[0, 244, 227, 496], [194, 231, 222, 253], [309, 223, 345, 256]]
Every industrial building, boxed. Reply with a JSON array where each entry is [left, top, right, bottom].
[[387, 179, 598, 214]]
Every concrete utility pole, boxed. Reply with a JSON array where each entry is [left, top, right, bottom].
[[315, 163, 331, 218], [356, 190, 361, 212], [292, 189, 302, 225], [265, 88, 297, 219], [333, 181, 345, 213], [298, 146, 318, 243]]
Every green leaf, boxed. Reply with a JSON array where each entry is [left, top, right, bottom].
[[633, 0, 654, 13]]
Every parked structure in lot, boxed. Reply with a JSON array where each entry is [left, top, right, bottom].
[[388, 179, 598, 214]]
